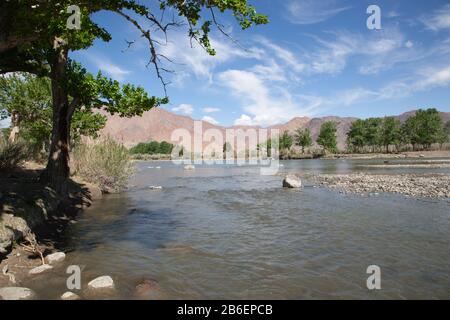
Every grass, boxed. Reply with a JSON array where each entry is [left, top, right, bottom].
[[71, 138, 132, 193], [0, 138, 29, 171]]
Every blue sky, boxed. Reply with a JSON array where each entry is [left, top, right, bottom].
[[68, 0, 450, 127]]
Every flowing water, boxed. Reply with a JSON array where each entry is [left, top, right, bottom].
[[23, 159, 450, 299]]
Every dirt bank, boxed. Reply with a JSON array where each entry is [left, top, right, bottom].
[[0, 162, 103, 288]]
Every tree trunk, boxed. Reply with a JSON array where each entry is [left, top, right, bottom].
[[40, 39, 72, 194], [8, 111, 19, 142]]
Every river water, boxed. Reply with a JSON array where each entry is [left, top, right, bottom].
[[24, 159, 450, 299]]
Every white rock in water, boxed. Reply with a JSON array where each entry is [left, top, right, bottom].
[[184, 164, 195, 170], [29, 264, 53, 275], [61, 291, 80, 300], [149, 186, 163, 190], [88, 276, 115, 290], [282, 175, 302, 188], [0, 287, 36, 300], [46, 252, 66, 264]]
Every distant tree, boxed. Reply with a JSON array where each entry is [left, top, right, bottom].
[[380, 117, 401, 153], [317, 121, 338, 153], [364, 118, 382, 153], [294, 128, 312, 153], [159, 141, 174, 154], [279, 130, 294, 153], [444, 121, 450, 142], [346, 119, 366, 153]]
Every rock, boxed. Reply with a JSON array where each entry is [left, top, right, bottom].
[[149, 186, 163, 190], [46, 252, 66, 264], [184, 164, 195, 170], [61, 291, 81, 300], [282, 175, 302, 188], [85, 183, 103, 200], [134, 279, 163, 299], [29, 264, 53, 275], [88, 276, 115, 290], [0, 287, 36, 300], [419, 154, 425, 158]]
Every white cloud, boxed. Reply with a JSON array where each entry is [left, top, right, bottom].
[[82, 52, 130, 80], [405, 41, 414, 49], [218, 69, 321, 126], [158, 32, 263, 81], [172, 103, 194, 115], [422, 4, 450, 31], [285, 0, 351, 25], [234, 114, 255, 126], [202, 107, 220, 113], [201, 116, 219, 125]]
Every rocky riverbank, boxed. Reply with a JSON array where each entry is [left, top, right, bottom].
[[310, 173, 450, 199], [0, 162, 104, 293]]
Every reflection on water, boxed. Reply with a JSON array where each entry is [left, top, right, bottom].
[[24, 159, 450, 299]]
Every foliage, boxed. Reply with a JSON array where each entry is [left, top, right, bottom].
[[279, 131, 293, 150], [0, 73, 107, 152], [294, 128, 312, 153], [0, 139, 29, 170], [401, 108, 444, 150], [347, 109, 447, 153], [129, 140, 174, 155], [71, 138, 132, 192], [317, 121, 338, 153]]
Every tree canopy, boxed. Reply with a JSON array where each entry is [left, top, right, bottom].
[[317, 121, 338, 153], [294, 128, 312, 153]]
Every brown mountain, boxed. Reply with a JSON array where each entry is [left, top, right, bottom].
[[99, 108, 450, 150]]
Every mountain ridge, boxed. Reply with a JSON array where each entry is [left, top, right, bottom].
[[99, 108, 450, 150]]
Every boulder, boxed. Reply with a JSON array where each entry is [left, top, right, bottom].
[[184, 164, 195, 170], [46, 252, 66, 264], [0, 287, 36, 300], [282, 175, 302, 188], [29, 264, 53, 275], [61, 291, 81, 300], [88, 276, 115, 290]]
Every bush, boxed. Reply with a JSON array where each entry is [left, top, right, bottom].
[[129, 140, 174, 155], [71, 138, 132, 192], [0, 139, 29, 170]]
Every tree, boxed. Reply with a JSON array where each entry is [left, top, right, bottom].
[[401, 109, 444, 150], [279, 130, 293, 157], [346, 119, 366, 153], [380, 117, 401, 153], [364, 118, 382, 153], [317, 121, 338, 153], [0, 73, 106, 154], [294, 128, 312, 153], [1, 1, 268, 192], [444, 121, 450, 143]]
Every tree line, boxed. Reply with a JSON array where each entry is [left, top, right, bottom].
[[129, 141, 174, 155], [346, 108, 450, 153], [269, 108, 450, 156]]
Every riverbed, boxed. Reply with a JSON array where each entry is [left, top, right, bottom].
[[20, 159, 450, 299]]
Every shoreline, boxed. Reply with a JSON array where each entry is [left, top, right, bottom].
[[308, 172, 450, 200], [0, 162, 104, 292]]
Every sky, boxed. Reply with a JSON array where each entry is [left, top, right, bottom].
[[66, 0, 450, 127]]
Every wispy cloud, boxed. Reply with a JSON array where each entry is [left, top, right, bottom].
[[285, 0, 351, 25], [203, 107, 220, 113], [172, 103, 194, 115], [421, 4, 450, 31], [81, 52, 131, 81]]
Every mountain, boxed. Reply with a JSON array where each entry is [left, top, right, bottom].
[[99, 108, 450, 150]]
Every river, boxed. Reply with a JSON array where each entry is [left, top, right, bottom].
[[22, 159, 450, 299]]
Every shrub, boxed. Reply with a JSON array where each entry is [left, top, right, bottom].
[[71, 138, 132, 192], [0, 139, 29, 170]]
